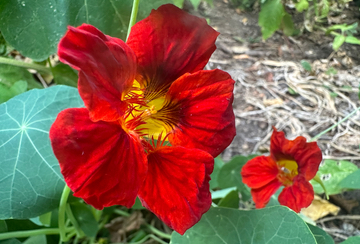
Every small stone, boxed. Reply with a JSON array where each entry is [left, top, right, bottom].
[[259, 122, 267, 129]]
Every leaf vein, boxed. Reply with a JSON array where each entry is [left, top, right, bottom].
[[24, 130, 62, 179], [108, 0, 126, 28]]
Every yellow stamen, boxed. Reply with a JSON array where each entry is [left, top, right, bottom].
[[123, 80, 180, 140]]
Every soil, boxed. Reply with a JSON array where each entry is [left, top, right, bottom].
[[190, 0, 360, 242]]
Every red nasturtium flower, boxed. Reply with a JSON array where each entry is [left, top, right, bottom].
[[241, 127, 322, 213], [49, 4, 235, 234]]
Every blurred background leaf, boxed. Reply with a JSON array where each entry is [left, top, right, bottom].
[[0, 0, 172, 61]]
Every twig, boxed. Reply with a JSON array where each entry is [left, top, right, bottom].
[[317, 215, 360, 223]]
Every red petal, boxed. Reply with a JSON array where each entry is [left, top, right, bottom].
[[58, 24, 137, 122], [241, 156, 279, 188], [166, 69, 235, 157], [138, 146, 213, 234], [49, 108, 147, 209], [278, 177, 314, 212], [127, 4, 219, 99], [270, 128, 322, 180], [251, 179, 282, 209]]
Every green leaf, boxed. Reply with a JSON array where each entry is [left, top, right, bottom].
[[0, 220, 7, 233], [0, 85, 83, 219], [70, 202, 98, 237], [23, 235, 47, 244], [217, 190, 240, 208], [281, 12, 295, 36], [204, 0, 214, 7], [0, 0, 171, 61], [332, 35, 346, 51], [319, 0, 329, 18], [136, 0, 173, 22], [131, 197, 146, 210], [189, 0, 201, 10], [172, 0, 185, 8], [266, 187, 282, 207], [130, 230, 147, 242], [345, 36, 360, 45], [217, 155, 256, 201], [327, 23, 358, 34], [170, 206, 317, 244], [211, 187, 237, 200], [0, 240, 22, 244], [0, 63, 42, 92], [295, 0, 309, 12], [300, 60, 312, 72], [209, 157, 224, 189], [30, 211, 52, 227], [325, 67, 337, 75], [288, 87, 298, 95], [218, 155, 254, 190], [52, 63, 77, 87], [0, 80, 27, 103], [339, 169, 360, 189], [311, 159, 358, 195], [340, 236, 360, 244], [307, 224, 334, 244], [259, 0, 285, 40], [0, 32, 7, 56]]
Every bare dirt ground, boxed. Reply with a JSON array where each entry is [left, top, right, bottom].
[[192, 0, 360, 242]]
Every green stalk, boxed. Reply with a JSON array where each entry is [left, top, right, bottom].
[[58, 185, 71, 242], [113, 234, 168, 244], [310, 106, 360, 142], [126, 0, 140, 41], [0, 228, 60, 240], [65, 204, 85, 237], [114, 208, 131, 217], [0, 57, 52, 75], [145, 224, 171, 239], [313, 175, 329, 199]]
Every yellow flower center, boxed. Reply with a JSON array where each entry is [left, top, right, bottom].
[[124, 80, 180, 141], [276, 159, 298, 186]]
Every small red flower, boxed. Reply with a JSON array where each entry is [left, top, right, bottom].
[[241, 127, 322, 212], [50, 4, 235, 234]]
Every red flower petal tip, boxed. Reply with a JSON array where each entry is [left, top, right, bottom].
[[241, 127, 322, 212]]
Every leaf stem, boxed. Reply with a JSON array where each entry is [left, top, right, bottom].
[[145, 224, 171, 239], [113, 234, 168, 244], [58, 185, 71, 242], [313, 25, 341, 37], [126, 0, 140, 41], [113, 208, 131, 217], [313, 175, 329, 199], [0, 57, 52, 75], [65, 204, 84, 237], [310, 106, 360, 142], [0, 228, 60, 240]]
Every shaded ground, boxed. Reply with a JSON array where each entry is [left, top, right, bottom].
[[191, 0, 360, 242]]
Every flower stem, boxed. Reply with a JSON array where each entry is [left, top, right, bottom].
[[310, 106, 360, 142], [0, 57, 52, 75], [0, 228, 60, 240], [58, 185, 71, 242], [126, 0, 140, 41]]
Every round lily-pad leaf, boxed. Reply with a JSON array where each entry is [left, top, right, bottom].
[[170, 206, 317, 244], [0, 85, 83, 219]]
